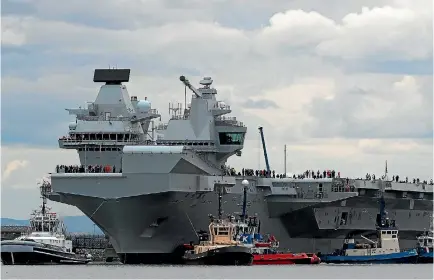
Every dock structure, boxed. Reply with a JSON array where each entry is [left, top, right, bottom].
[[68, 233, 110, 250], [1, 225, 31, 240]]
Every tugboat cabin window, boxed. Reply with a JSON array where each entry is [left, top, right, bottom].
[[219, 133, 244, 145]]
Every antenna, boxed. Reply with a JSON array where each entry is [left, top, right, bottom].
[[39, 178, 51, 215], [384, 160, 388, 180], [169, 103, 182, 118], [284, 145, 287, 175], [184, 85, 187, 114]]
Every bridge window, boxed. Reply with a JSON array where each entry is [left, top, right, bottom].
[[219, 133, 244, 145]]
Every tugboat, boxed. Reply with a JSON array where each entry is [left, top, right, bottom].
[[182, 188, 253, 266], [245, 230, 320, 265], [416, 219, 433, 263], [1, 180, 91, 265], [234, 180, 321, 265], [319, 176, 418, 264]]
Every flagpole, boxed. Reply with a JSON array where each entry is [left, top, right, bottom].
[[85, 144, 87, 172], [385, 160, 388, 180]]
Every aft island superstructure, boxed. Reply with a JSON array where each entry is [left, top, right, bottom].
[[48, 68, 433, 264]]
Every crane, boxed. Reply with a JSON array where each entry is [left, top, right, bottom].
[[258, 126, 271, 174], [179, 75, 202, 98]]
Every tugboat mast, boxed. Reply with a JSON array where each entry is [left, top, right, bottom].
[[378, 160, 391, 229], [218, 187, 223, 220], [39, 179, 51, 216], [241, 179, 249, 222]]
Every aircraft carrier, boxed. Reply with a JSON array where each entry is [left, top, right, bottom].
[[47, 68, 433, 264]]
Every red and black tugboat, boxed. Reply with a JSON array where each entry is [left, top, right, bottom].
[[181, 187, 253, 266], [234, 180, 321, 265]]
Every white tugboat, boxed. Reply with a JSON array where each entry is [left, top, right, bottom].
[[1, 180, 91, 265]]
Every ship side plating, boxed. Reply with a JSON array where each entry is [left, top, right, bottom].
[[48, 69, 433, 264]]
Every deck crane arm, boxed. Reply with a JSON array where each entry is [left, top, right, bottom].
[[179, 76, 202, 98], [258, 126, 271, 174]]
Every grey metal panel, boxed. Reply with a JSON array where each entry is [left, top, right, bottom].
[[74, 120, 133, 133], [122, 153, 184, 173]]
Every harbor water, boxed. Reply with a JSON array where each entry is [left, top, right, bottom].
[[1, 263, 433, 279]]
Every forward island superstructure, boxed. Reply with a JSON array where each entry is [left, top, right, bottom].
[[48, 68, 433, 264]]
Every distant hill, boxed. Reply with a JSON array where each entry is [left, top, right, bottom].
[[1, 216, 103, 234]]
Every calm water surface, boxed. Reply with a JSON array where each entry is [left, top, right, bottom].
[[1, 263, 433, 279]]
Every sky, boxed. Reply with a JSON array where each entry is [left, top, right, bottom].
[[1, 0, 433, 219]]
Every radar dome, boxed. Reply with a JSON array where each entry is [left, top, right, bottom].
[[137, 99, 151, 113], [69, 122, 77, 130]]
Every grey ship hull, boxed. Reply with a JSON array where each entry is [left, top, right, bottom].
[[48, 177, 432, 264]]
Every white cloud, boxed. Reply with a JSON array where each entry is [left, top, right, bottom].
[[2, 160, 29, 181], [304, 74, 432, 139], [1, 146, 77, 189], [255, 9, 339, 52], [2, 2, 431, 62], [316, 6, 433, 60], [1, 146, 83, 218]]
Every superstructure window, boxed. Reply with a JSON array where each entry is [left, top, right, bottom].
[[219, 133, 244, 145]]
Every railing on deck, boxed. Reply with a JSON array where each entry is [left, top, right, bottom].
[[212, 103, 231, 111], [77, 109, 159, 121], [55, 165, 121, 174], [58, 137, 141, 144], [215, 116, 244, 127]]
